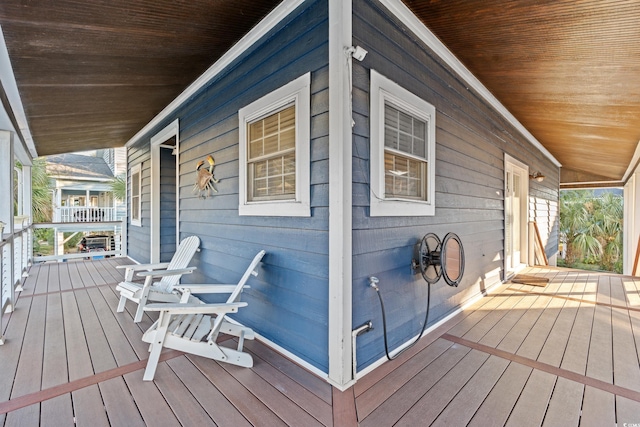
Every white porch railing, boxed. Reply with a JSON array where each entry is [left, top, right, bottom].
[[56, 206, 117, 223], [1, 216, 32, 344], [32, 219, 127, 262]]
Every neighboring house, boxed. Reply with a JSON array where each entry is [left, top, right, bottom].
[[123, 0, 560, 388], [46, 150, 126, 257], [47, 152, 124, 222]]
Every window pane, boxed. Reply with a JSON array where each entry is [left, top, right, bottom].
[[284, 153, 296, 174], [249, 140, 262, 158], [263, 114, 279, 138], [384, 126, 398, 150], [413, 120, 426, 157], [384, 102, 428, 159], [254, 178, 268, 197], [246, 104, 297, 202], [249, 121, 263, 141], [255, 161, 267, 179], [398, 111, 413, 135], [384, 151, 426, 200], [268, 157, 283, 176], [399, 132, 412, 153], [263, 135, 279, 155], [280, 106, 295, 130], [132, 172, 140, 197], [280, 127, 295, 150]]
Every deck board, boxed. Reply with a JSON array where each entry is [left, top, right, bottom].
[[40, 394, 73, 427], [360, 342, 472, 426], [2, 262, 639, 426], [86, 287, 139, 365], [71, 386, 111, 427], [504, 370, 556, 427], [467, 362, 533, 427], [580, 386, 615, 427], [220, 358, 326, 427], [430, 355, 510, 426], [123, 370, 180, 427], [47, 262, 61, 293], [152, 363, 217, 426], [356, 337, 453, 420], [243, 340, 333, 426], [75, 289, 118, 373], [165, 356, 252, 427], [540, 377, 583, 426], [190, 356, 289, 427], [395, 349, 490, 426], [243, 339, 332, 405]]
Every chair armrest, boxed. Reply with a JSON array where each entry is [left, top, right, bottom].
[[143, 302, 247, 314], [116, 262, 170, 271], [177, 284, 250, 294], [136, 267, 196, 278]]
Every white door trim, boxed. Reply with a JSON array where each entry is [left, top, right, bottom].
[[504, 153, 529, 279], [150, 119, 180, 264]]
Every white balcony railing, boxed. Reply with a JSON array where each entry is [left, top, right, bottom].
[[1, 216, 31, 344], [57, 206, 117, 222], [32, 219, 127, 263]]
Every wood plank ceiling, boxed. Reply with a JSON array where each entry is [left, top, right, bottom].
[[0, 0, 281, 156], [403, 0, 640, 186], [1, 0, 639, 186]]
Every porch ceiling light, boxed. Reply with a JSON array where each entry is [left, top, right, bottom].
[[530, 171, 545, 182]]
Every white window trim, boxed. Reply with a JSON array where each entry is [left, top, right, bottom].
[[130, 163, 142, 226], [370, 69, 436, 216], [238, 72, 311, 217]]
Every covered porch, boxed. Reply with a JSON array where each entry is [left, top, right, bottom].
[[1, 261, 638, 426]]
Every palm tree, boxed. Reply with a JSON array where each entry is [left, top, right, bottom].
[[591, 192, 623, 272], [31, 157, 53, 223], [110, 174, 126, 201], [560, 190, 601, 266], [559, 190, 623, 272]]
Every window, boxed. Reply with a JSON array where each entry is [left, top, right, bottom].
[[370, 70, 436, 216], [238, 73, 310, 216], [131, 163, 141, 226]]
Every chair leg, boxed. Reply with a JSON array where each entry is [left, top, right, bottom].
[[117, 295, 127, 313], [134, 301, 145, 323], [143, 311, 171, 381]]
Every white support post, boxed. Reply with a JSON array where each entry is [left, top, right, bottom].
[[327, 0, 354, 389], [624, 171, 640, 275], [0, 130, 15, 335], [22, 164, 32, 267]]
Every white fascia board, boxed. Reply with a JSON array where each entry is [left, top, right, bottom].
[[0, 25, 37, 160], [125, 0, 306, 148], [379, 0, 561, 168]]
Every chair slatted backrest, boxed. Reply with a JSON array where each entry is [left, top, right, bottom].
[[208, 250, 266, 339], [158, 236, 200, 292]]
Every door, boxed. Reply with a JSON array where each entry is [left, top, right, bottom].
[[150, 120, 180, 264], [505, 155, 529, 277], [159, 144, 177, 262]]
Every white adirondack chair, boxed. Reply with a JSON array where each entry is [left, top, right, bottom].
[[115, 235, 201, 322], [141, 250, 266, 381]]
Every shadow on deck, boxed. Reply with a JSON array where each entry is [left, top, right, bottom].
[[1, 261, 640, 426]]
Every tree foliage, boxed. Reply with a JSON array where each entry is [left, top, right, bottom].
[[110, 174, 126, 201], [559, 190, 623, 273], [31, 157, 53, 223]]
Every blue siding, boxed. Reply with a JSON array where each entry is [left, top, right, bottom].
[[351, 0, 559, 369], [127, 0, 330, 371]]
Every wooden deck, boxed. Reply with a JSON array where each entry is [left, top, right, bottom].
[[1, 262, 639, 426]]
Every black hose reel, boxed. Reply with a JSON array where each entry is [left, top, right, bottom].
[[412, 232, 465, 287]]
